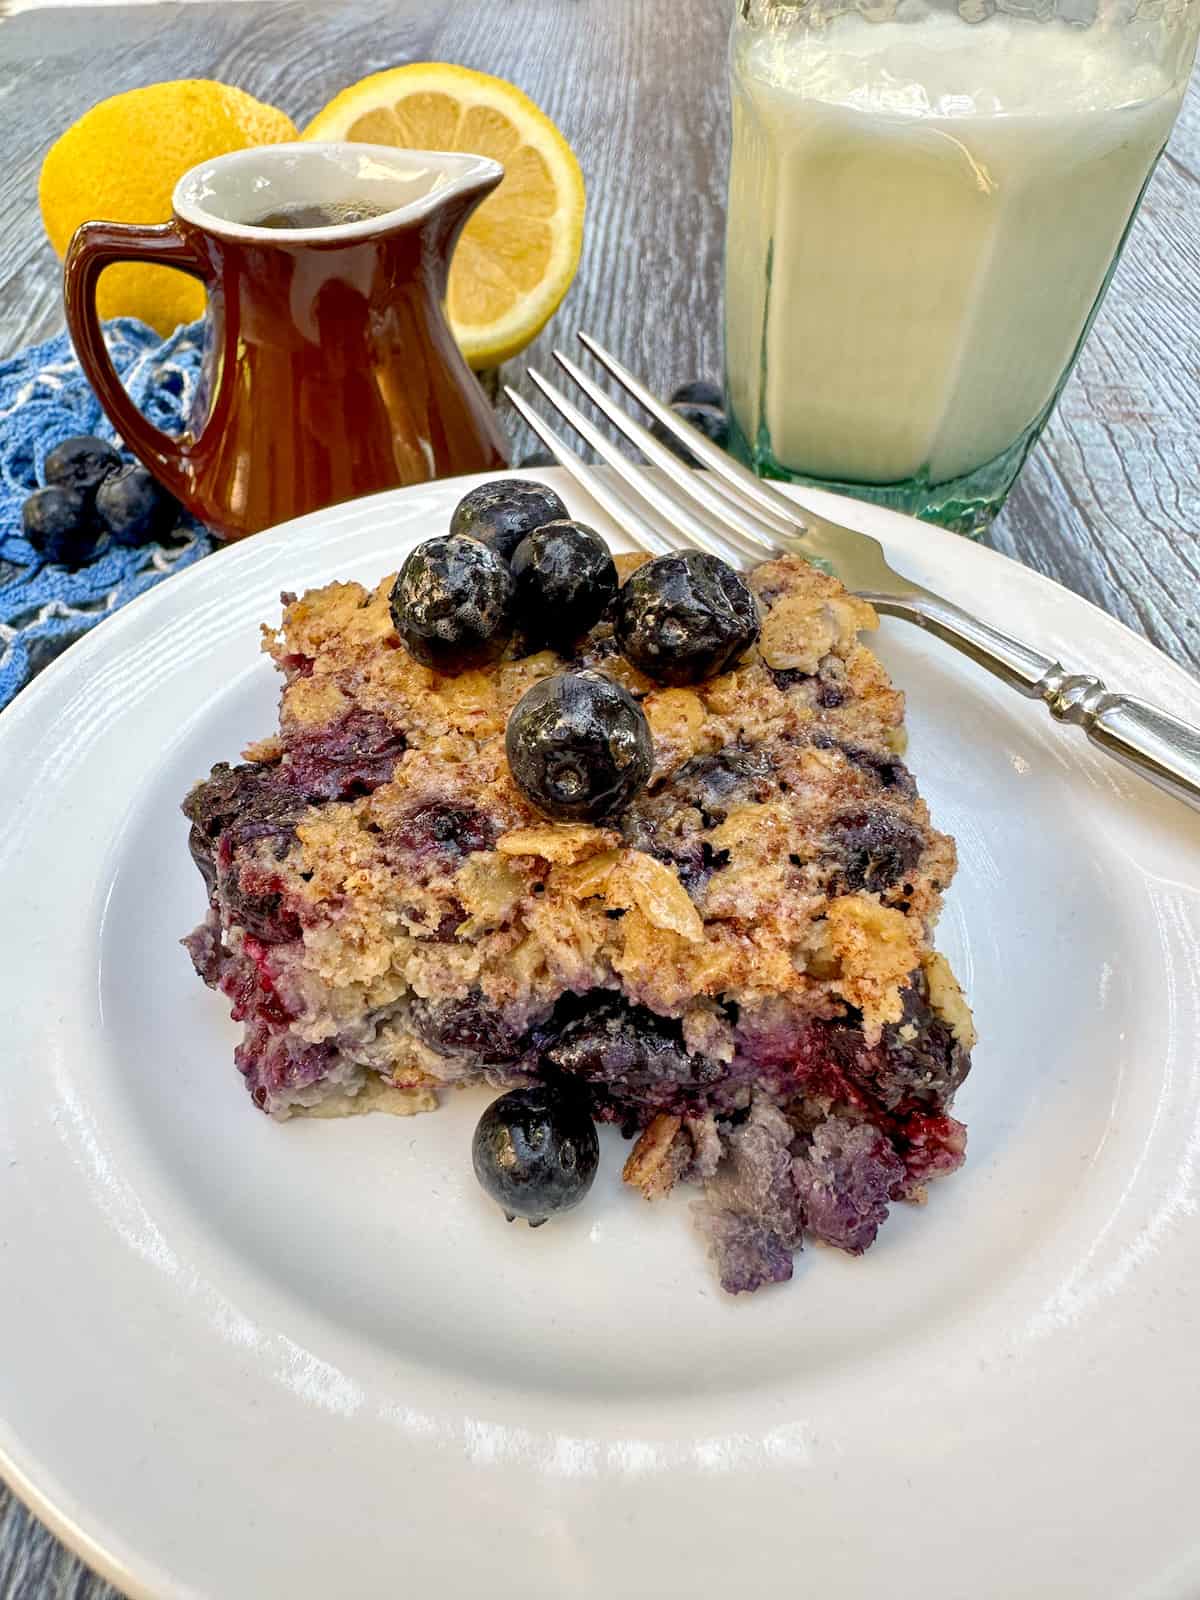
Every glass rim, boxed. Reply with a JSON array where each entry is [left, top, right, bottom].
[[736, 0, 1199, 21]]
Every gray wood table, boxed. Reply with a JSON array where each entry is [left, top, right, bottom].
[[1, 2, 1198, 1594]]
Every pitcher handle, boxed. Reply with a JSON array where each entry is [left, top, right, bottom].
[[63, 219, 215, 502]]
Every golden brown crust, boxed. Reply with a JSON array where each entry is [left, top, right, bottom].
[[623, 1113, 689, 1199], [250, 552, 970, 1076]]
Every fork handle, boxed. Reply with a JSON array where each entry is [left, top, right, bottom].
[[868, 590, 1200, 812]]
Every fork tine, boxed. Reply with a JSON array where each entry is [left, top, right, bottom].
[[550, 347, 793, 557], [503, 387, 674, 557], [576, 331, 817, 535], [525, 367, 756, 571]]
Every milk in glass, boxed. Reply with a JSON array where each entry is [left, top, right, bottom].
[[725, 10, 1186, 523]]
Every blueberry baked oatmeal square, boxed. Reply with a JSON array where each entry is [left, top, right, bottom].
[[183, 479, 974, 1295]]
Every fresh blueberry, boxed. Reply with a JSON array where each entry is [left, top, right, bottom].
[[650, 402, 729, 465], [472, 1083, 599, 1226], [506, 669, 653, 822], [21, 485, 98, 566], [94, 463, 178, 546], [669, 380, 723, 409], [516, 448, 557, 470], [449, 478, 568, 563], [43, 434, 122, 498], [613, 551, 760, 686], [390, 534, 515, 673], [510, 520, 618, 653], [672, 403, 729, 447]]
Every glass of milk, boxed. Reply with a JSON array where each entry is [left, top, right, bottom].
[[725, 0, 1200, 535]]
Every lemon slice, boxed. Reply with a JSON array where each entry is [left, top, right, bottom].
[[39, 81, 297, 335], [303, 64, 585, 367]]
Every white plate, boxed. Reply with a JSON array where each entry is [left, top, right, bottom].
[[1, 472, 1198, 1600]]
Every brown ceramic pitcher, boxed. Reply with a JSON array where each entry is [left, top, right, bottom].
[[64, 142, 510, 541]]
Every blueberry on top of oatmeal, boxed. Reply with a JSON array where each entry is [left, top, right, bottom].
[[506, 668, 653, 822], [449, 478, 568, 563], [510, 519, 617, 651], [390, 533, 515, 672], [614, 550, 760, 684]]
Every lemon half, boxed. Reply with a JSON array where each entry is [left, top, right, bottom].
[[303, 64, 585, 367]]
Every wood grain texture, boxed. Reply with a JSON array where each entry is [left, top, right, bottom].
[[0, 3, 1197, 1594], [2, 1, 1198, 673]]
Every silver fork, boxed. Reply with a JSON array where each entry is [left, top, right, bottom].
[[505, 332, 1200, 814]]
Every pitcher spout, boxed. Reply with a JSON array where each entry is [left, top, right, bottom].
[[174, 141, 503, 249], [400, 149, 505, 290]]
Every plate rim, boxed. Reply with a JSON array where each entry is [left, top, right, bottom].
[[2, 472, 1197, 743]]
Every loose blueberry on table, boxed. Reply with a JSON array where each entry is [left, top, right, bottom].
[[43, 433, 122, 496], [22, 484, 98, 567], [21, 434, 180, 567], [669, 380, 724, 410], [648, 380, 731, 465], [181, 474, 977, 1294], [95, 463, 178, 547]]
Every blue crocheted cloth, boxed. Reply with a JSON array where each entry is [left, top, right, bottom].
[[0, 318, 213, 710]]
